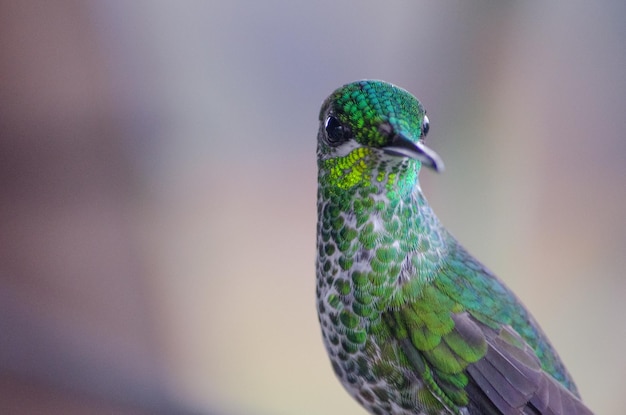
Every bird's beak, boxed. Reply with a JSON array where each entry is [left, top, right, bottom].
[[383, 134, 445, 172]]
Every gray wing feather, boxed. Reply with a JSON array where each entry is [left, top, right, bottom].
[[462, 319, 594, 415]]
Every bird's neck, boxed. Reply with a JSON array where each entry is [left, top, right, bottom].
[[317, 164, 450, 307]]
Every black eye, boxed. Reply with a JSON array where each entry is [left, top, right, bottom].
[[422, 115, 430, 137], [325, 116, 353, 144]]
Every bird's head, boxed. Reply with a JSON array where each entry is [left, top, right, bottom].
[[317, 80, 443, 193]]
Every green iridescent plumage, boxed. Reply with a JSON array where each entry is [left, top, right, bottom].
[[315, 80, 593, 415]]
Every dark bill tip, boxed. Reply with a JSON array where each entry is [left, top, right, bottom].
[[383, 134, 445, 172]]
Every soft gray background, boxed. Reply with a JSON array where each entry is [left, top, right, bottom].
[[1, 1, 624, 414]]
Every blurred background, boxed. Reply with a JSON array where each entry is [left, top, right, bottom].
[[0, 1, 624, 414]]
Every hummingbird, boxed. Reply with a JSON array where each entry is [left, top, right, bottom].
[[315, 80, 593, 415]]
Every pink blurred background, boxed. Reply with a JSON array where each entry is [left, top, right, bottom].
[[1, 2, 624, 414]]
